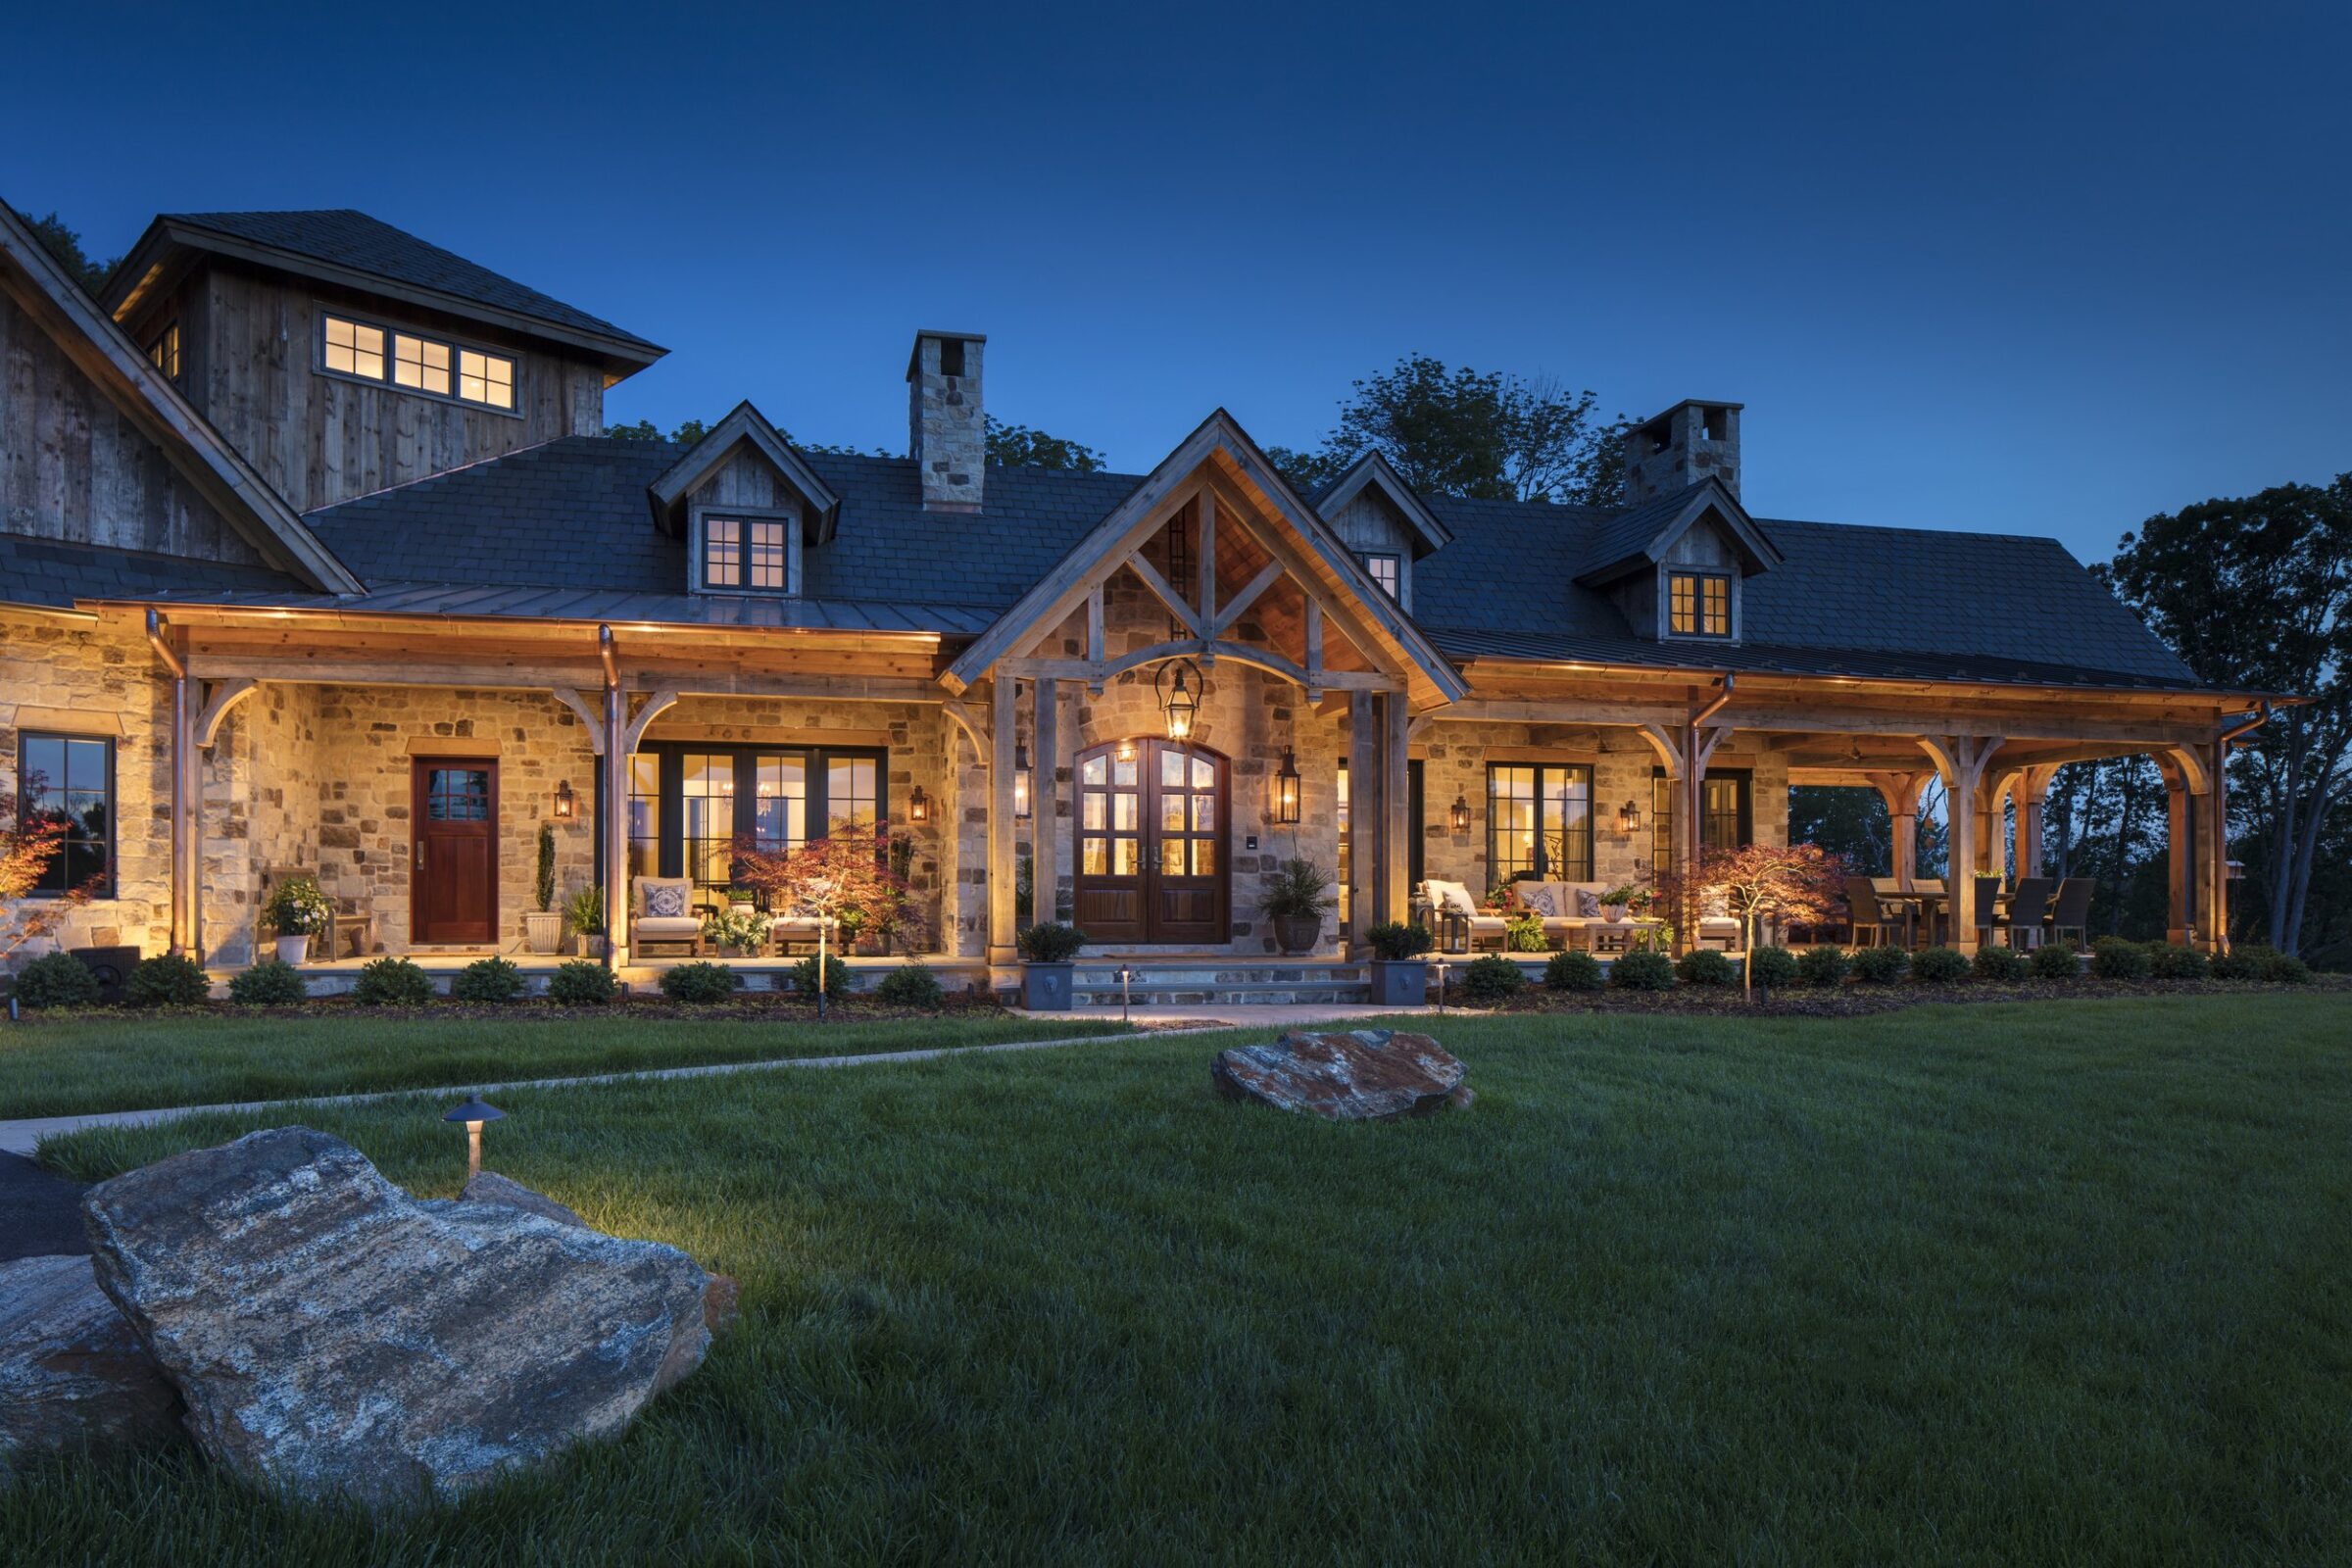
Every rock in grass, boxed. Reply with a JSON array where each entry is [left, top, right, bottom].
[[1212, 1029, 1471, 1121], [0, 1253, 183, 1465], [461, 1169, 587, 1229], [81, 1127, 720, 1507]]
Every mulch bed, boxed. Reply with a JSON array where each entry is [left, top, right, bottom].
[[2, 995, 1045, 1027], [1448, 975, 2348, 1019]]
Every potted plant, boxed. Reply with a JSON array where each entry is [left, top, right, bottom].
[[261, 874, 331, 964], [1258, 857, 1334, 955], [1362, 921, 1434, 1006], [703, 905, 765, 958], [564, 884, 608, 958], [1596, 884, 1641, 921], [524, 821, 564, 954], [1015, 921, 1087, 1010]]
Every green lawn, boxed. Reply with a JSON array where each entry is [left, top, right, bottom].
[[9, 994, 2352, 1564], [0, 1010, 1123, 1119]]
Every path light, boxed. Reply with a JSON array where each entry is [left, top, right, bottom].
[[443, 1097, 505, 1180], [1449, 793, 1472, 834], [1273, 747, 1300, 823], [1012, 746, 1033, 819], [906, 784, 931, 823], [552, 779, 576, 818]]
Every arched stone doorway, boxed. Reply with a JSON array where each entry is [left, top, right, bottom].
[[1070, 737, 1230, 945]]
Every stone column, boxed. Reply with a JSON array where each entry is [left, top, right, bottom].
[[1347, 692, 1377, 951], [1032, 678, 1059, 926], [987, 677, 1017, 963], [1381, 692, 1409, 926]]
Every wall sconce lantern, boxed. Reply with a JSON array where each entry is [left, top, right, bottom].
[[1155, 658, 1201, 743], [1617, 798, 1642, 835], [552, 780, 576, 818], [1273, 746, 1301, 823], [1449, 793, 1472, 834], [1012, 745, 1033, 819], [443, 1096, 505, 1180], [906, 784, 931, 824]]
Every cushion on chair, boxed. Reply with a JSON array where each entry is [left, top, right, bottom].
[[1425, 879, 1480, 915], [634, 916, 702, 940]]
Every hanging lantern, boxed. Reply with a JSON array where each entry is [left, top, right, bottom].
[[906, 784, 931, 824], [1013, 746, 1033, 819], [1449, 793, 1472, 833], [1273, 746, 1301, 823], [1155, 659, 1201, 742], [1618, 798, 1642, 834], [552, 779, 576, 818]]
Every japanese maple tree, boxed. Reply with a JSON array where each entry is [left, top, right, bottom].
[[0, 782, 81, 961], [1699, 842, 1848, 1000]]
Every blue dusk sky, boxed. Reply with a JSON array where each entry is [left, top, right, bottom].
[[5, 1, 2345, 564]]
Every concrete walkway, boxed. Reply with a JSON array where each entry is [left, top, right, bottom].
[[0, 1002, 1445, 1157]]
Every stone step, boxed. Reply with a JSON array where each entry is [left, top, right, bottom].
[[1067, 983, 1375, 1006]]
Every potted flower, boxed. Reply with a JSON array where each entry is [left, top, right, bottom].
[[1363, 920, 1435, 1006], [1596, 884, 1641, 921], [1015, 921, 1088, 1010], [564, 885, 607, 958], [1258, 857, 1334, 955], [524, 821, 564, 955], [261, 874, 331, 964], [703, 905, 766, 958]]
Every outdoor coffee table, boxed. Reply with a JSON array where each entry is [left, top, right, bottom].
[[1586, 919, 1665, 955]]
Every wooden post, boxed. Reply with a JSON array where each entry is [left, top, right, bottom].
[[1032, 677, 1058, 926], [1382, 692, 1409, 926], [604, 678, 626, 968], [988, 676, 1017, 962], [1928, 737, 2000, 953], [1865, 771, 1928, 890], [2205, 736, 2230, 954], [2015, 765, 2055, 881], [2159, 757, 2193, 946], [1348, 691, 1378, 951]]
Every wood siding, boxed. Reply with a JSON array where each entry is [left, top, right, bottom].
[[0, 286, 264, 563], [1327, 486, 1413, 611], [129, 261, 610, 514]]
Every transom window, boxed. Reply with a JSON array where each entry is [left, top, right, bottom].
[[146, 321, 180, 382], [318, 311, 516, 412], [1487, 762, 1592, 883], [1360, 552, 1400, 599], [701, 514, 793, 593], [17, 733, 114, 898], [1668, 570, 1732, 637]]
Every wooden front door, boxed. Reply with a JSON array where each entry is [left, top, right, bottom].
[[411, 759, 498, 945], [1071, 739, 1228, 946]]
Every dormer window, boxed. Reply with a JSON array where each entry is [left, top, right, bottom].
[[697, 508, 797, 595], [1360, 551, 1400, 600], [318, 310, 516, 413], [1668, 570, 1731, 637]]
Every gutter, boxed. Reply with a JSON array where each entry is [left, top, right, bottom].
[[2218, 702, 2272, 747], [1691, 671, 1735, 726]]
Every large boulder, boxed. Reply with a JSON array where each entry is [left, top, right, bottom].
[[461, 1168, 587, 1229], [1211, 1029, 1472, 1121], [82, 1127, 721, 1507], [0, 1253, 183, 1465]]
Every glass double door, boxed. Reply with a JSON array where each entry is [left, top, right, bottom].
[[1071, 739, 1227, 946]]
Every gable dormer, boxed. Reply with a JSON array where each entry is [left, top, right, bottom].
[[647, 401, 841, 598], [1576, 477, 1779, 645], [1314, 452, 1451, 612]]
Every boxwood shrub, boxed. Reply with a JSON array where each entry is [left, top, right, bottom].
[[125, 954, 211, 1007], [352, 956, 435, 1005], [227, 957, 308, 1006], [2147, 944, 2209, 980], [792, 954, 850, 1000], [1850, 944, 1909, 984], [2089, 937, 2151, 981], [547, 959, 616, 1005], [11, 952, 100, 1008], [450, 956, 525, 1003], [2029, 942, 2082, 980], [1911, 946, 1970, 983], [875, 962, 946, 1007], [1795, 946, 1850, 987], [1461, 955, 1525, 1003], [2208, 945, 2264, 980], [1972, 943, 2030, 982], [1675, 948, 1738, 987], [1747, 946, 1800, 989], [1544, 950, 1605, 992], [1610, 949, 1677, 992], [2261, 949, 2313, 984], [659, 961, 739, 1004]]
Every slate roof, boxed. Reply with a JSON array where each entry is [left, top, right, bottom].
[[159, 210, 660, 353], [62, 430, 2206, 694], [0, 533, 305, 612]]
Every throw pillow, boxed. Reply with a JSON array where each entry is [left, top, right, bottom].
[[645, 883, 686, 918], [1519, 883, 1558, 917], [1429, 880, 1477, 914], [1576, 888, 1602, 918]]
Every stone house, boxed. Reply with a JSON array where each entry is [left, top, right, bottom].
[[0, 200, 2272, 991]]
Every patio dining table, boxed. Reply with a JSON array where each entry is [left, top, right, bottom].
[[1878, 888, 2046, 949]]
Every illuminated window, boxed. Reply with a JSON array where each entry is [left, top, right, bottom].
[[147, 322, 180, 382], [393, 333, 451, 395], [1668, 570, 1732, 637], [701, 514, 792, 594], [748, 519, 788, 589], [322, 315, 385, 379], [1360, 552, 1400, 599], [704, 516, 741, 588], [459, 348, 514, 410], [18, 733, 114, 898], [1487, 763, 1592, 883]]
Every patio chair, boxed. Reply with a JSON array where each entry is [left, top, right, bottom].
[[1844, 875, 1909, 948], [1972, 876, 2007, 948], [1423, 878, 1507, 951], [2047, 877, 2095, 948], [630, 876, 704, 957], [2004, 877, 2055, 947]]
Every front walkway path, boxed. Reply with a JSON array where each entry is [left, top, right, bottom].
[[0, 1003, 1446, 1157]]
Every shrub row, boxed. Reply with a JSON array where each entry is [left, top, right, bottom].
[[1495, 937, 2319, 999]]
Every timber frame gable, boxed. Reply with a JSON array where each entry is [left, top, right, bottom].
[[646, 399, 843, 543], [0, 204, 363, 594], [938, 409, 1468, 711], [1575, 476, 1781, 587], [1316, 451, 1452, 559]]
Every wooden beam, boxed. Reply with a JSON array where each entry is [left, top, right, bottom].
[[1197, 490, 1217, 639], [622, 690, 683, 756], [1920, 735, 2002, 951], [1382, 692, 1410, 926], [1433, 698, 1692, 729], [1122, 553, 1203, 638], [1032, 678, 1059, 927], [194, 678, 256, 749], [1207, 559, 1285, 640], [1348, 692, 1377, 954], [999, 645, 1399, 692], [989, 677, 1017, 962], [552, 689, 606, 756], [1303, 598, 1323, 702], [1085, 585, 1104, 692]]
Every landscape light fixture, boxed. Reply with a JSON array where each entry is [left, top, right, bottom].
[[443, 1096, 506, 1180], [1449, 793, 1472, 834], [1013, 746, 1033, 819], [906, 784, 931, 823], [1274, 747, 1301, 823], [1156, 659, 1200, 742], [552, 780, 575, 818]]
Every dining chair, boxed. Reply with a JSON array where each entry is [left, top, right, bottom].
[[2004, 877, 2055, 947], [1973, 875, 2006, 948], [1844, 875, 1908, 948], [2048, 878, 2095, 947]]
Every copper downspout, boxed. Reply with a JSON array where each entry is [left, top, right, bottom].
[[1691, 671, 1736, 727], [600, 625, 623, 972], [2208, 704, 2273, 955], [145, 610, 192, 957]]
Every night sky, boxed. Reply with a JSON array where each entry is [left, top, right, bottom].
[[8, 1, 2345, 562]]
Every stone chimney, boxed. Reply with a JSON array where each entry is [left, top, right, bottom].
[[1623, 399, 1741, 503], [906, 330, 987, 512]]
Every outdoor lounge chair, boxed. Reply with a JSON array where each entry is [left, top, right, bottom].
[[2047, 877, 2095, 948], [631, 876, 704, 957], [1422, 879, 1508, 951]]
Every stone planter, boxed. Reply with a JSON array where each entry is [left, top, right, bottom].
[[274, 934, 310, 965], [1021, 962, 1074, 1011], [1368, 958, 1428, 1007], [575, 934, 607, 959], [1272, 914, 1322, 955], [1600, 905, 1629, 922], [522, 912, 564, 956]]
